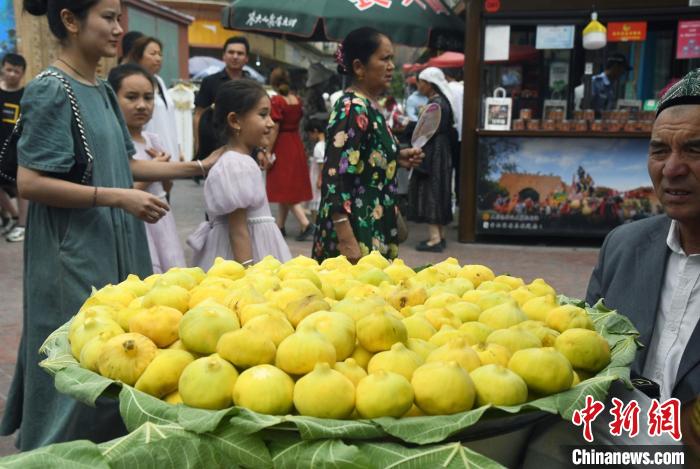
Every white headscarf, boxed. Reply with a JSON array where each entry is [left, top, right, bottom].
[[418, 67, 460, 133]]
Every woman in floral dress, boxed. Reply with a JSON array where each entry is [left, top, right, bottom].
[[312, 27, 423, 263]]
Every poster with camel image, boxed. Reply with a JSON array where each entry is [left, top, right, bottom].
[[476, 137, 661, 236]]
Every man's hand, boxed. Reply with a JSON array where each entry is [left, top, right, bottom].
[[398, 147, 425, 169]]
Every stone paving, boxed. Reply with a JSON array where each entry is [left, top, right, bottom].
[[0, 179, 601, 455]]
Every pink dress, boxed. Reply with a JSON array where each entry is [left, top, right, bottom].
[[187, 150, 291, 269], [132, 132, 186, 273]]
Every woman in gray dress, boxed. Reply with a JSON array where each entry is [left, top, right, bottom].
[[1, 0, 221, 450], [407, 67, 458, 253]]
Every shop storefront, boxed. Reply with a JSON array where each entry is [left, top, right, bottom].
[[459, 0, 700, 241]]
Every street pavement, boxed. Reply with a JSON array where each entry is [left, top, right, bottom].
[[0, 179, 600, 455]]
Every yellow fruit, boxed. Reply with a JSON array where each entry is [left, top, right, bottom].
[[429, 325, 468, 347], [297, 311, 356, 360], [356, 267, 391, 286], [277, 266, 322, 291], [232, 365, 294, 415], [251, 255, 283, 273], [331, 296, 384, 323], [226, 288, 267, 320], [387, 286, 427, 311], [412, 361, 475, 415], [527, 278, 556, 297], [367, 343, 423, 381], [244, 274, 280, 295], [485, 329, 542, 355], [143, 273, 161, 289], [293, 362, 355, 419], [157, 269, 198, 291], [424, 308, 461, 330], [509, 287, 538, 308], [238, 303, 284, 326], [470, 364, 528, 406], [356, 310, 407, 352], [284, 295, 331, 327], [445, 302, 481, 323], [207, 256, 245, 280], [424, 293, 460, 309], [572, 370, 581, 386], [512, 323, 560, 347], [188, 286, 229, 309], [71, 305, 118, 334], [521, 295, 559, 322], [178, 267, 206, 284], [472, 343, 511, 367], [320, 255, 353, 271], [427, 338, 481, 372], [217, 328, 276, 369], [350, 343, 374, 369], [280, 278, 323, 297], [275, 324, 336, 375], [493, 275, 525, 290], [403, 404, 425, 417], [475, 291, 516, 311], [459, 265, 495, 288], [116, 305, 146, 331], [135, 349, 195, 398], [406, 338, 438, 361], [344, 282, 381, 299], [243, 312, 294, 346], [142, 284, 190, 313], [461, 289, 488, 305], [383, 259, 416, 283], [79, 330, 121, 372], [167, 339, 192, 353], [413, 267, 447, 288], [84, 284, 135, 309], [545, 304, 594, 332], [478, 303, 527, 330], [334, 358, 368, 386], [433, 257, 461, 277], [70, 316, 125, 359], [554, 328, 611, 373], [283, 255, 319, 270], [97, 332, 157, 385], [402, 314, 437, 341], [355, 371, 414, 418], [458, 322, 494, 345], [118, 274, 149, 297], [128, 306, 182, 348], [179, 354, 239, 409], [179, 302, 240, 354], [198, 276, 237, 289], [358, 250, 391, 270], [508, 348, 573, 395], [477, 280, 513, 293], [164, 391, 183, 405]]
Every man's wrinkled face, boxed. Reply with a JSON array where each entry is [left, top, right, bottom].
[[648, 104, 700, 225]]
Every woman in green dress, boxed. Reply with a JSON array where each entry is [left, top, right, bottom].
[[312, 28, 423, 263], [1, 0, 222, 450]]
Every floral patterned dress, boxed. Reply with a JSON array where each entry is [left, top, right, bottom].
[[312, 91, 400, 262]]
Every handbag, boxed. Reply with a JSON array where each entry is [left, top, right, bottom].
[[0, 70, 94, 185]]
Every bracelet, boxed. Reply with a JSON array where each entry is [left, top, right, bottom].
[[196, 160, 206, 178], [92, 186, 98, 207], [241, 259, 254, 267], [334, 217, 349, 224]]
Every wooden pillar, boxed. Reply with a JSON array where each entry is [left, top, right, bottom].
[[458, 0, 482, 243]]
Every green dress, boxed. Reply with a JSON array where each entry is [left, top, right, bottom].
[[312, 91, 400, 262], [0, 68, 152, 450]]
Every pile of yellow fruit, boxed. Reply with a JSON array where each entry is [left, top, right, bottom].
[[68, 253, 611, 419]]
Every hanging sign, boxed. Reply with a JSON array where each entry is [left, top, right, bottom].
[[484, 25, 510, 61], [677, 20, 700, 59], [535, 25, 575, 49], [607, 22, 647, 42], [484, 0, 500, 13]]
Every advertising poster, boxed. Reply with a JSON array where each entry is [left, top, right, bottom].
[[677, 20, 700, 60], [0, 0, 16, 56], [476, 137, 661, 236]]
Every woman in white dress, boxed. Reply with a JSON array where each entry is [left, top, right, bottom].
[[187, 79, 291, 269], [108, 64, 186, 272]]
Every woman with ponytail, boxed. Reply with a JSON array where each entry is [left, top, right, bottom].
[[2, 0, 221, 450]]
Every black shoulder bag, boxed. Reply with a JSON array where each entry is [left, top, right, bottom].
[[0, 70, 94, 185]]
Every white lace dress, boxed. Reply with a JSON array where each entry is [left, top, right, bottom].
[[187, 150, 291, 269]]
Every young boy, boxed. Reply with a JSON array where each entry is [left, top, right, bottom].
[[0, 53, 27, 242], [305, 114, 327, 225]]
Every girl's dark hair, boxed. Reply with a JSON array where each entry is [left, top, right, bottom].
[[126, 36, 163, 64], [338, 27, 388, 78], [107, 63, 156, 94], [24, 0, 99, 40], [269, 67, 290, 96], [214, 79, 268, 136]]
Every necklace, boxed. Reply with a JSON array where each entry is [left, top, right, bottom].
[[56, 58, 97, 85]]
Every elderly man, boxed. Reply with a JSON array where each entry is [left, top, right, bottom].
[[519, 70, 699, 468]]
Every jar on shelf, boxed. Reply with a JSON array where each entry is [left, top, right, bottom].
[[624, 121, 638, 132], [519, 108, 533, 120], [512, 119, 525, 131], [575, 120, 588, 132], [583, 109, 596, 122], [556, 120, 571, 132], [526, 119, 541, 131], [543, 119, 556, 131], [591, 120, 604, 132]]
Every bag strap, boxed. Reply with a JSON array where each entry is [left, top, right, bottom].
[[39, 70, 95, 184]]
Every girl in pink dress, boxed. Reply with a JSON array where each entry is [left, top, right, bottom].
[[109, 64, 186, 273], [187, 80, 291, 268]]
